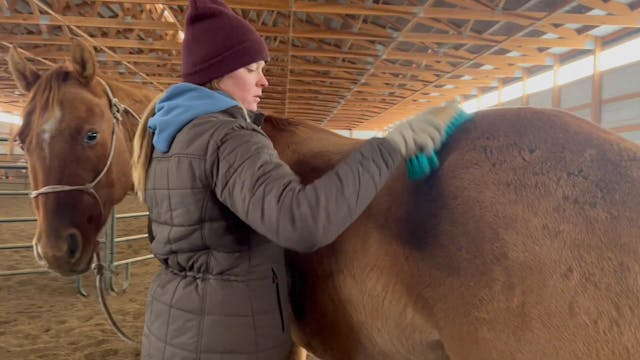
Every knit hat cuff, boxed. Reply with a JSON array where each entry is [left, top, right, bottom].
[[182, 41, 269, 85]]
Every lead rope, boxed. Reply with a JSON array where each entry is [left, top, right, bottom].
[[93, 252, 138, 345], [93, 78, 141, 346]]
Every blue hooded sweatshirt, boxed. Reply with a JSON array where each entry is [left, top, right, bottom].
[[148, 83, 239, 153]]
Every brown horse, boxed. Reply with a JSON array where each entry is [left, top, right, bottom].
[[263, 111, 640, 359], [7, 40, 157, 275], [9, 41, 640, 359]]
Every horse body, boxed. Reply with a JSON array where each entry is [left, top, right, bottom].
[[9, 42, 640, 359], [263, 108, 640, 359]]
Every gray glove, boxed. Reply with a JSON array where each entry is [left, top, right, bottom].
[[385, 107, 446, 157]]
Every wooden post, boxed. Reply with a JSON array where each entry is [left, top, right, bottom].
[[8, 124, 16, 156], [592, 38, 603, 125], [522, 69, 529, 106], [552, 55, 561, 108]]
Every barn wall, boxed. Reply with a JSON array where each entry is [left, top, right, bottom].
[[478, 58, 640, 144]]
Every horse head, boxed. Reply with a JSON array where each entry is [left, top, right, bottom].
[[7, 40, 141, 275]]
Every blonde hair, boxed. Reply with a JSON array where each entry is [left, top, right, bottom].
[[132, 92, 164, 202], [206, 80, 251, 122], [131, 80, 251, 202]]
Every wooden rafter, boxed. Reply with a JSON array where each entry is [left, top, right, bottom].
[[1, 0, 639, 130]]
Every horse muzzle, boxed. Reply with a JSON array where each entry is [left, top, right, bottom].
[[33, 228, 94, 276]]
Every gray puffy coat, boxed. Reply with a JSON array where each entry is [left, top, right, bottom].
[[141, 107, 401, 359]]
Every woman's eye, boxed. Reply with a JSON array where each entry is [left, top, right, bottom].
[[246, 67, 256, 72], [84, 131, 99, 144]]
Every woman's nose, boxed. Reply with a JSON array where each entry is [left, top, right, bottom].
[[258, 72, 268, 88]]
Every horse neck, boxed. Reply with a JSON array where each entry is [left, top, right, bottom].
[[269, 124, 365, 184], [99, 78, 159, 151]]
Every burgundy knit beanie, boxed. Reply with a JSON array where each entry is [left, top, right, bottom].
[[182, 0, 269, 85]]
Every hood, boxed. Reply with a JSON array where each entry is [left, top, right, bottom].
[[148, 82, 238, 153]]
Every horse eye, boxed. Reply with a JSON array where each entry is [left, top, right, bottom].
[[84, 131, 99, 144]]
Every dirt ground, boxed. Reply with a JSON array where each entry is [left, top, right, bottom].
[[0, 186, 158, 359]]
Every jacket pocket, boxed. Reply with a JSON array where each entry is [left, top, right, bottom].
[[271, 267, 285, 333]]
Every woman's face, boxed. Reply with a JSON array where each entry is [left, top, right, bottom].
[[217, 61, 268, 111]]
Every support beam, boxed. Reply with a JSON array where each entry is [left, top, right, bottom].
[[552, 55, 561, 108], [592, 38, 602, 125], [610, 124, 640, 133], [522, 69, 529, 106]]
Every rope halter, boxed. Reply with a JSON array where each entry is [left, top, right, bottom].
[[29, 78, 141, 217]]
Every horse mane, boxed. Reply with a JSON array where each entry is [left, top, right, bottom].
[[263, 114, 301, 130], [263, 114, 353, 143]]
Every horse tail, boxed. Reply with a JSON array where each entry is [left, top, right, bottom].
[[132, 92, 163, 202]]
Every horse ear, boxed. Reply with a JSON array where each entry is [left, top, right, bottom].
[[7, 46, 41, 93], [70, 38, 96, 84]]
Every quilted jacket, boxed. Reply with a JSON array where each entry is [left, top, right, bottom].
[[141, 106, 402, 359]]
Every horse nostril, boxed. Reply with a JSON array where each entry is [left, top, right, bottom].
[[66, 231, 81, 261]]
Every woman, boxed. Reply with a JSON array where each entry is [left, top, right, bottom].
[[132, 0, 449, 358]]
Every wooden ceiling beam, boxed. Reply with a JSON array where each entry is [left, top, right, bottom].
[[0, 14, 179, 30], [36, 51, 181, 64], [273, 62, 369, 72], [289, 74, 359, 82], [576, 0, 632, 15], [98, 0, 187, 5], [271, 46, 379, 58], [3, 0, 640, 131], [93, 0, 640, 28], [286, 94, 345, 100], [2, 34, 549, 69], [292, 6, 640, 28], [0, 34, 182, 50], [257, 26, 392, 40], [610, 124, 640, 133], [400, 32, 595, 49], [361, 0, 579, 129], [434, 78, 497, 87], [0, 37, 574, 76], [25, 0, 50, 38]]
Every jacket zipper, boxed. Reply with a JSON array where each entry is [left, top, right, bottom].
[[272, 268, 285, 333]]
